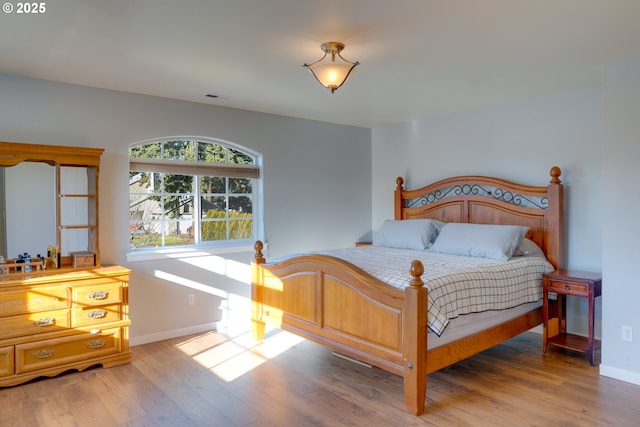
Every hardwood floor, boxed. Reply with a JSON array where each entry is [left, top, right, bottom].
[[1, 327, 639, 427]]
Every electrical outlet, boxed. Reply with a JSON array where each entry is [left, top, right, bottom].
[[188, 294, 195, 305], [622, 325, 633, 342]]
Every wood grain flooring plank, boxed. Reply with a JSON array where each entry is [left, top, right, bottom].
[[1, 330, 639, 427]]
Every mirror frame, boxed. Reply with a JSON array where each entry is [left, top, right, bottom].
[[0, 141, 104, 271]]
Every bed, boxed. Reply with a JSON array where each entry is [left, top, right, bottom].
[[251, 167, 564, 415]]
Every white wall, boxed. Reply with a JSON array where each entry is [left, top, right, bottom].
[[373, 87, 604, 337], [600, 56, 640, 384], [0, 73, 372, 343]]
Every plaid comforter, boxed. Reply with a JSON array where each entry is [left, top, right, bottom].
[[312, 246, 554, 336]]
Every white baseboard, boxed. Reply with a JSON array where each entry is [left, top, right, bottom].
[[130, 321, 219, 346], [600, 364, 640, 386]]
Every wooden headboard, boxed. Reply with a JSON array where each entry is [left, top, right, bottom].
[[394, 167, 564, 270]]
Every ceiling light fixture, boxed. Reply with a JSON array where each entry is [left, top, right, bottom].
[[303, 42, 359, 93]]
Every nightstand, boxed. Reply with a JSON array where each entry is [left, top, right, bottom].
[[542, 270, 602, 366]]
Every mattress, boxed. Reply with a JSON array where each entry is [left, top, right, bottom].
[[427, 300, 542, 350]]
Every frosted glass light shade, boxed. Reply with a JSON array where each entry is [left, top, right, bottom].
[[304, 42, 359, 93]]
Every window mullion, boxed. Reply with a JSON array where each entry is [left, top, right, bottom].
[[160, 173, 166, 247], [225, 177, 230, 240], [194, 175, 201, 245]]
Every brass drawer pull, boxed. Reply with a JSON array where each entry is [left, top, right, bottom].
[[33, 349, 55, 359], [87, 339, 106, 349], [87, 310, 107, 319], [87, 291, 108, 300], [33, 317, 56, 327]]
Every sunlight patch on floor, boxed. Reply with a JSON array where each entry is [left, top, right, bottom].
[[174, 327, 304, 382]]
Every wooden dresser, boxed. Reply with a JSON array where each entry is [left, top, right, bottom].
[[0, 141, 131, 385], [0, 266, 130, 386]]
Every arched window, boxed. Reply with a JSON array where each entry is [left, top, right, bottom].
[[129, 137, 261, 251]]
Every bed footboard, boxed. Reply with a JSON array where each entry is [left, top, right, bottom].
[[251, 241, 429, 415]]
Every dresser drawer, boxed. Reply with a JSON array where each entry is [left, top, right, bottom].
[[0, 286, 69, 317], [72, 304, 122, 327], [0, 309, 70, 340], [0, 346, 14, 377], [15, 327, 123, 373], [73, 281, 123, 306], [546, 280, 588, 297]]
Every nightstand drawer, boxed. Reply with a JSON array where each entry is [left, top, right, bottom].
[[546, 280, 588, 297]]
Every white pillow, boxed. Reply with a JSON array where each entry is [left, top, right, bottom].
[[513, 238, 545, 258], [374, 219, 442, 250], [429, 223, 529, 260]]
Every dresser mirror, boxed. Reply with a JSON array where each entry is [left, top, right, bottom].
[[0, 141, 103, 272], [1, 162, 57, 258]]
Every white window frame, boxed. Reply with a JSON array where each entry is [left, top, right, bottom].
[[126, 136, 263, 262]]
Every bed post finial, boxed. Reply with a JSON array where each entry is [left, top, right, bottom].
[[254, 240, 265, 264], [395, 177, 405, 220], [409, 260, 425, 288], [549, 166, 562, 184]]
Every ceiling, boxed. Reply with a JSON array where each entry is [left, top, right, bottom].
[[2, 0, 640, 128]]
